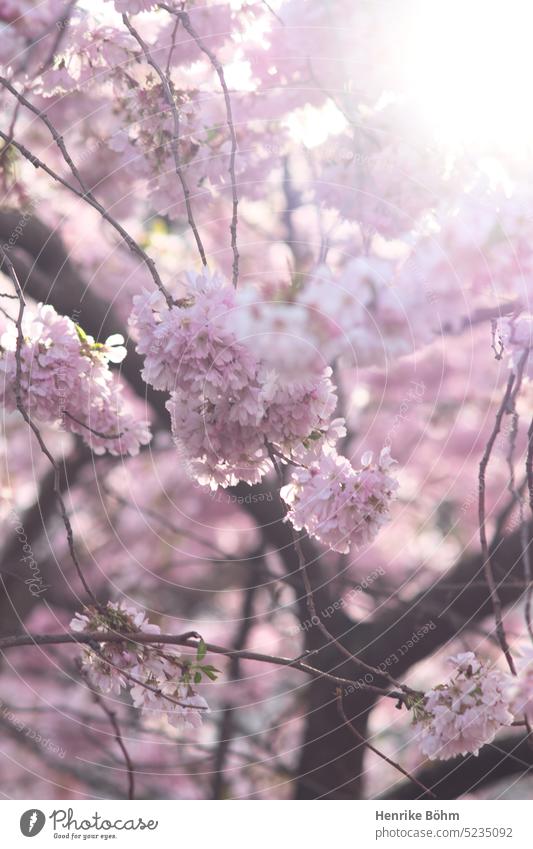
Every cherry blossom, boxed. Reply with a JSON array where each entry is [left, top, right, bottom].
[[413, 653, 513, 761], [280, 446, 398, 554], [70, 601, 211, 728], [2, 0, 533, 803], [498, 315, 533, 377], [0, 304, 150, 455], [130, 268, 342, 489]]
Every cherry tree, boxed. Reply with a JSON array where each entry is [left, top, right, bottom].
[[0, 0, 532, 800]]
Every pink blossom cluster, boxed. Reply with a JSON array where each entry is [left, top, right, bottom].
[[293, 188, 533, 372], [280, 446, 398, 554], [413, 653, 513, 761], [298, 257, 436, 369], [70, 601, 210, 729], [0, 304, 150, 455], [129, 269, 338, 489], [316, 127, 445, 240], [0, 0, 68, 68], [497, 315, 533, 378], [59, 4, 244, 218]]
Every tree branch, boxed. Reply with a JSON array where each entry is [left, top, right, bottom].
[[382, 734, 533, 800]]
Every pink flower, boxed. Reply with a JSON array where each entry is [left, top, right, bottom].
[[70, 601, 211, 728], [131, 673, 210, 729], [497, 315, 533, 378], [130, 268, 397, 549], [414, 653, 513, 760], [130, 269, 342, 489], [280, 446, 398, 553], [0, 304, 150, 456]]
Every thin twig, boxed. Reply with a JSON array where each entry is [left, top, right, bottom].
[[526, 415, 533, 641], [490, 318, 504, 360], [0, 305, 16, 324], [336, 688, 437, 799], [161, 5, 239, 286], [479, 373, 517, 675], [504, 350, 533, 645], [291, 527, 413, 700], [63, 410, 123, 441], [0, 247, 99, 606], [211, 572, 258, 798], [267, 438, 414, 699], [121, 14, 207, 268], [0, 80, 173, 307], [90, 645, 205, 713], [36, 0, 77, 76], [165, 13, 181, 76], [261, 0, 285, 26], [103, 484, 231, 558], [84, 672, 136, 800], [0, 630, 404, 699]]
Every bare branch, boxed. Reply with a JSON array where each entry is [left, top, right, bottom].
[[336, 688, 436, 799], [161, 5, 240, 286], [0, 630, 405, 700], [479, 373, 517, 675], [85, 674, 136, 800], [121, 13, 208, 269], [63, 410, 123, 441], [0, 246, 99, 606], [0, 79, 174, 307]]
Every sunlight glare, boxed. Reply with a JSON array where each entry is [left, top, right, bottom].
[[403, 0, 533, 153]]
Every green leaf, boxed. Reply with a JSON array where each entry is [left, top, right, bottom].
[[194, 671, 202, 685], [201, 665, 219, 681], [75, 324, 88, 343], [196, 638, 207, 661]]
